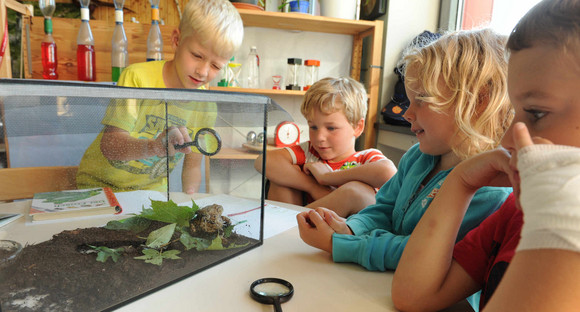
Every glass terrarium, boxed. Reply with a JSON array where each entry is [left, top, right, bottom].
[[0, 79, 291, 311]]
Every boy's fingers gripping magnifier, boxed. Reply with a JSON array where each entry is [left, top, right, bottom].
[[173, 128, 222, 156]]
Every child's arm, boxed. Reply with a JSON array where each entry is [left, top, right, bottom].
[[254, 149, 330, 197], [100, 125, 193, 160], [304, 159, 396, 189], [391, 149, 514, 311], [484, 124, 580, 311], [181, 153, 203, 194]]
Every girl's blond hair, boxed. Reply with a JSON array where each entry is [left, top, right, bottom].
[[300, 77, 368, 128], [179, 0, 244, 59], [401, 28, 512, 159]]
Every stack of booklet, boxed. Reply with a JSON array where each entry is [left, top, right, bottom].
[[29, 188, 122, 221]]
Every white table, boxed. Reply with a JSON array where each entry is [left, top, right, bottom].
[[0, 194, 472, 312]]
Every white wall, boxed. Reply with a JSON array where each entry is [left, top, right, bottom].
[[376, 0, 440, 163], [379, 0, 441, 114]]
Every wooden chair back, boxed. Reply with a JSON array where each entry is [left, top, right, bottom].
[[0, 166, 78, 201]]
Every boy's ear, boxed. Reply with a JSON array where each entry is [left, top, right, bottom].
[[171, 29, 181, 50], [354, 118, 365, 137]]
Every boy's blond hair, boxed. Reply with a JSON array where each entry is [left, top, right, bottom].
[[401, 28, 512, 159], [179, 0, 244, 59], [507, 0, 580, 55], [301, 77, 368, 128]]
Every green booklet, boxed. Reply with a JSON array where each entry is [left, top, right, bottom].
[[30, 188, 122, 221], [0, 213, 22, 228]]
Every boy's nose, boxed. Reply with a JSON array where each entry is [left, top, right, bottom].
[[313, 130, 326, 142], [196, 62, 210, 78]]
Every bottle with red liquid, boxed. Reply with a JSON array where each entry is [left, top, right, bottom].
[[77, 0, 96, 81], [146, 0, 163, 62], [39, 0, 58, 79], [111, 0, 128, 82]]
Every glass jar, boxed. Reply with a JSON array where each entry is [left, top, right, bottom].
[[285, 58, 302, 90], [303, 59, 320, 91]]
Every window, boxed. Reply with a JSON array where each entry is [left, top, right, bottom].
[[440, 0, 542, 35]]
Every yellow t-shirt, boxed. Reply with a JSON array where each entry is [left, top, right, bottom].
[[76, 61, 216, 192]]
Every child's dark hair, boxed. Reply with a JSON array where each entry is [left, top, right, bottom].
[[507, 0, 580, 53]]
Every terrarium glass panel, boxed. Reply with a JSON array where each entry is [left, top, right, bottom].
[[0, 80, 291, 311]]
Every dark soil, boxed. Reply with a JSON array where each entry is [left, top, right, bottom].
[[0, 223, 258, 311]]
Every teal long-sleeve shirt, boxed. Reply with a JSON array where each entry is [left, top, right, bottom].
[[332, 144, 512, 271]]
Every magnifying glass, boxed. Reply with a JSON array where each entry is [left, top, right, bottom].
[[250, 278, 294, 312], [173, 127, 222, 156]]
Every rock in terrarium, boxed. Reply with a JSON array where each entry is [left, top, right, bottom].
[[190, 204, 232, 236]]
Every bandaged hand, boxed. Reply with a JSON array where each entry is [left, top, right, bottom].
[[517, 144, 580, 252]]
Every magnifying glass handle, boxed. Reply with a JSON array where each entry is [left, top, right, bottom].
[[174, 141, 195, 150], [273, 297, 283, 312]]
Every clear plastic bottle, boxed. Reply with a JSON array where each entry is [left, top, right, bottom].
[[111, 0, 128, 82], [246, 46, 260, 89], [77, 0, 96, 81], [40, 0, 58, 80], [146, 0, 163, 61]]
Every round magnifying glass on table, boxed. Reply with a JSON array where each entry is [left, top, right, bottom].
[[173, 127, 222, 156], [250, 278, 294, 312]]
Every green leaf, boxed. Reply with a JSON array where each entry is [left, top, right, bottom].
[[140, 200, 197, 227], [161, 250, 181, 260], [179, 231, 211, 251], [140, 248, 160, 257], [146, 256, 163, 266], [207, 236, 224, 250], [134, 248, 181, 266], [224, 221, 244, 238], [104, 216, 151, 233], [90, 245, 124, 263], [146, 223, 176, 248], [207, 236, 250, 251]]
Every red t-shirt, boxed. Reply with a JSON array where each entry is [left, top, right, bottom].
[[285, 141, 387, 189], [453, 193, 522, 310]]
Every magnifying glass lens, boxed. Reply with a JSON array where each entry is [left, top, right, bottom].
[[250, 278, 294, 312], [253, 282, 290, 296], [193, 128, 221, 156], [198, 132, 218, 154]]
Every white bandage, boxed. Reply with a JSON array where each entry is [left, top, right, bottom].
[[517, 144, 580, 252]]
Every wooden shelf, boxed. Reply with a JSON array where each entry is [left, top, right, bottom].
[[209, 87, 305, 96], [20, 9, 383, 150], [211, 144, 279, 160], [237, 9, 378, 35], [211, 147, 260, 160]]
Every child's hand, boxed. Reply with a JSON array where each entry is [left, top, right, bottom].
[[452, 148, 514, 191], [316, 207, 353, 235], [510, 122, 553, 209], [303, 162, 332, 185], [156, 126, 193, 156], [296, 209, 335, 253]]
